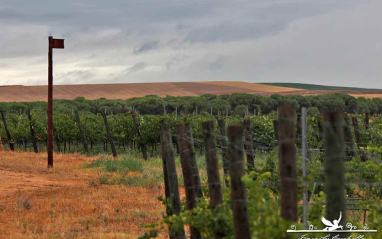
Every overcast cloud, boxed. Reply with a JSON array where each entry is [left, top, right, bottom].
[[0, 0, 381, 88]]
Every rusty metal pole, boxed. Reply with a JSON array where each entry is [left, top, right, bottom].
[[48, 36, 54, 168]]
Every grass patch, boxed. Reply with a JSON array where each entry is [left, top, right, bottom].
[[84, 155, 144, 173], [85, 155, 165, 187]]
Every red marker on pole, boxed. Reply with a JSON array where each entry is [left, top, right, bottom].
[[48, 36, 64, 168]]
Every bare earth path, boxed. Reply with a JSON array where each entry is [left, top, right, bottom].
[[0, 152, 165, 239], [0, 167, 86, 197]]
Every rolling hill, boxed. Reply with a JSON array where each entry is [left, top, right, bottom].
[[0, 81, 381, 102]]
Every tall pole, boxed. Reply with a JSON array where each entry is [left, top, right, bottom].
[[302, 107, 308, 229], [48, 36, 53, 168]]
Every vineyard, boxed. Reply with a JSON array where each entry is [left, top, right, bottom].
[[0, 93, 381, 238]]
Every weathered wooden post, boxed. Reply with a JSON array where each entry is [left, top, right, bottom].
[[102, 112, 117, 158], [296, 113, 302, 148], [160, 127, 171, 214], [74, 108, 89, 154], [278, 104, 297, 222], [202, 121, 223, 209], [228, 125, 251, 239], [202, 121, 225, 238], [364, 112, 370, 130], [323, 112, 347, 233], [351, 116, 367, 161], [161, 123, 185, 238], [343, 114, 355, 160], [177, 125, 201, 239], [301, 107, 308, 229], [27, 109, 38, 153], [217, 119, 230, 187], [273, 119, 279, 142], [131, 111, 148, 160], [0, 111, 14, 151], [243, 117, 255, 171], [185, 123, 203, 198]]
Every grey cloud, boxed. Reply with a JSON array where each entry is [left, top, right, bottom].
[[133, 41, 160, 54], [209, 56, 227, 71], [128, 62, 147, 73], [184, 1, 358, 44], [0, 0, 379, 88], [56, 70, 94, 84]]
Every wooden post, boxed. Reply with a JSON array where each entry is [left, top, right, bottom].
[[243, 117, 255, 171], [217, 119, 230, 187], [160, 125, 173, 233], [102, 112, 117, 158], [296, 113, 302, 148], [301, 107, 308, 229], [0, 111, 14, 151], [202, 121, 223, 209], [202, 121, 224, 238], [27, 109, 38, 153], [131, 111, 148, 160], [227, 125, 251, 239], [364, 113, 370, 130], [343, 114, 355, 160], [74, 108, 89, 154], [185, 124, 203, 198], [177, 125, 201, 239], [161, 124, 185, 238], [47, 36, 53, 167], [323, 112, 347, 232], [278, 104, 297, 222], [351, 116, 367, 161], [0, 135, 3, 151], [273, 119, 279, 142]]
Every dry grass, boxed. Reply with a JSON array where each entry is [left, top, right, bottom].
[[0, 152, 166, 239]]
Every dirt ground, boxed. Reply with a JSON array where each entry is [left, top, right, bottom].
[[0, 151, 166, 239]]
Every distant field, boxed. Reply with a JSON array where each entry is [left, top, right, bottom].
[[260, 82, 381, 91], [0, 81, 381, 102], [0, 81, 298, 102]]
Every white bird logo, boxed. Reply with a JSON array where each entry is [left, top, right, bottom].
[[321, 212, 343, 231]]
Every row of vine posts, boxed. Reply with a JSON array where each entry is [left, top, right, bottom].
[[0, 108, 149, 165], [159, 104, 357, 238]]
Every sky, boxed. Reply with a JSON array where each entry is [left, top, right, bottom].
[[0, 0, 381, 88]]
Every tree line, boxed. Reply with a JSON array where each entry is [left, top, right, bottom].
[[1, 93, 382, 117]]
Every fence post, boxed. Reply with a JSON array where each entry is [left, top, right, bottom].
[[273, 119, 279, 142], [364, 113, 370, 130], [202, 121, 223, 208], [217, 119, 230, 187], [27, 109, 39, 153], [131, 111, 148, 160], [323, 112, 347, 233], [177, 125, 201, 239], [301, 107, 308, 229], [161, 124, 185, 238], [160, 126, 171, 212], [278, 104, 297, 222], [102, 112, 117, 158], [296, 113, 302, 148], [343, 114, 355, 160], [0, 111, 14, 151], [351, 116, 367, 161], [243, 117, 255, 171], [74, 108, 89, 154], [202, 121, 225, 238], [185, 123, 203, 198], [227, 125, 251, 239]]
